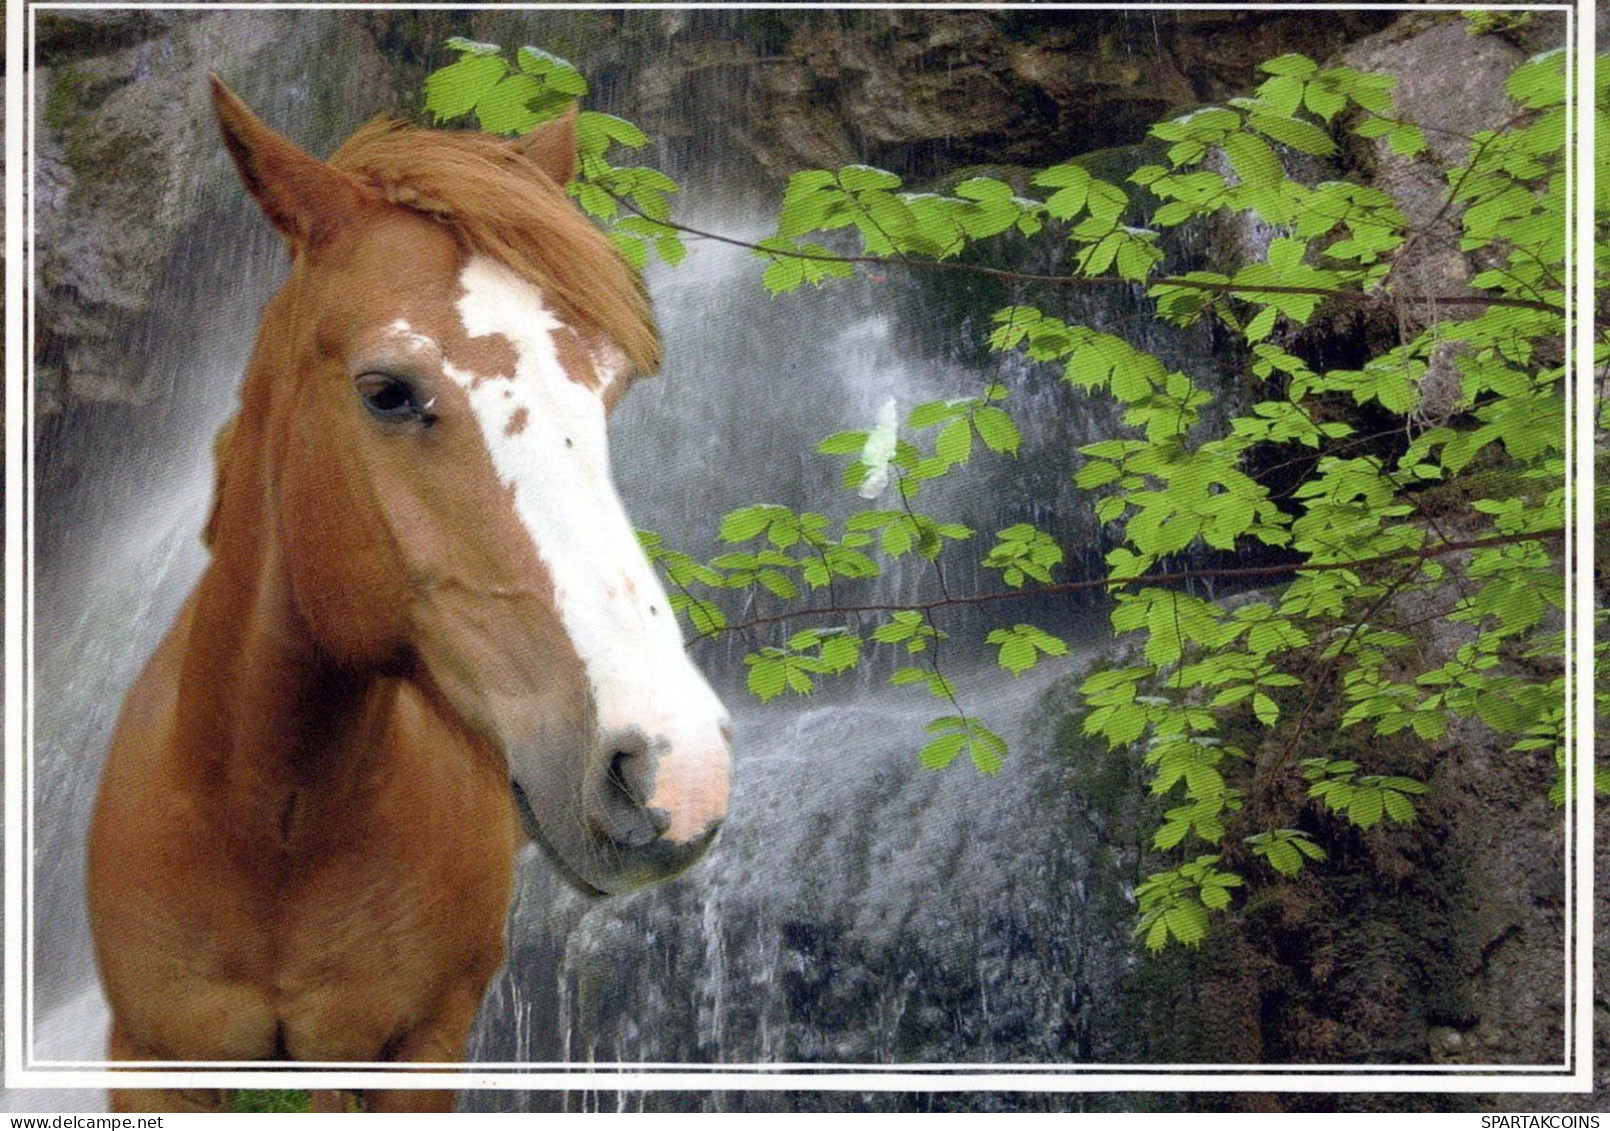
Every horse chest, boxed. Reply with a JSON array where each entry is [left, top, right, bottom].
[[262, 760, 519, 1060], [269, 865, 506, 1061], [95, 709, 517, 1063]]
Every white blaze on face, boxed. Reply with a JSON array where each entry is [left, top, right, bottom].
[[447, 255, 729, 842], [386, 319, 441, 355]]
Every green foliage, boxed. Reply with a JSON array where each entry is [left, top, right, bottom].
[[1134, 855, 1243, 950], [983, 523, 1064, 587], [423, 40, 683, 268], [921, 715, 1008, 774], [1245, 829, 1328, 877], [1462, 11, 1534, 37], [745, 628, 862, 702], [1302, 759, 1431, 829], [987, 623, 1070, 676], [424, 40, 1589, 953], [229, 1091, 313, 1114], [425, 38, 587, 132]]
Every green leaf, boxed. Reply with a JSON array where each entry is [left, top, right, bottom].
[[1034, 163, 1093, 188], [969, 723, 1008, 774], [516, 46, 589, 95], [1163, 901, 1210, 947], [777, 178, 845, 239], [1260, 53, 1318, 78], [973, 407, 1021, 455], [819, 430, 869, 455], [1154, 819, 1191, 850], [1304, 80, 1348, 121], [920, 731, 967, 770], [1252, 692, 1279, 726], [1045, 182, 1090, 220], [1085, 180, 1130, 226], [231, 1091, 313, 1114], [935, 417, 973, 465], [839, 164, 901, 192], [719, 506, 773, 543], [474, 74, 546, 135], [1506, 48, 1566, 109], [672, 595, 726, 637], [1221, 132, 1283, 189], [1349, 787, 1385, 830], [577, 111, 648, 152], [1256, 74, 1306, 117], [756, 569, 798, 600], [655, 234, 687, 266], [918, 716, 1006, 774], [445, 37, 502, 57], [745, 654, 787, 702], [1381, 788, 1417, 823], [1386, 122, 1426, 157], [954, 177, 1012, 202], [908, 399, 962, 429], [426, 54, 507, 121], [1249, 113, 1337, 156]]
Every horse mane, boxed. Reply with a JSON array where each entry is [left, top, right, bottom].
[[329, 118, 660, 377]]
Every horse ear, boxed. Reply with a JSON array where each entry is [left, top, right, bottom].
[[209, 74, 366, 250], [510, 106, 578, 187]]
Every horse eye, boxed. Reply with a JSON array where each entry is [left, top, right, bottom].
[[357, 374, 432, 424]]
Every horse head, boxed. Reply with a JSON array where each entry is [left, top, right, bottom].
[[209, 78, 731, 894]]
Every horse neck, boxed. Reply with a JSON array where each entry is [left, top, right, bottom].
[[176, 416, 393, 847]]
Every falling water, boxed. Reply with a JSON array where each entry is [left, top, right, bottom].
[[21, 192, 1143, 1109], [20, 10, 1213, 1112], [455, 224, 1148, 1108]]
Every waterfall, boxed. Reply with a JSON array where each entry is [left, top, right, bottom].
[[455, 219, 1143, 1108], [24, 10, 1181, 1111], [24, 11, 408, 1098]]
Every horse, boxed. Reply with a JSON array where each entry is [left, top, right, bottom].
[[84, 77, 732, 1113]]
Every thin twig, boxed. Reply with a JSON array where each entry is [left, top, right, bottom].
[[684, 525, 1571, 644], [609, 191, 1567, 316]]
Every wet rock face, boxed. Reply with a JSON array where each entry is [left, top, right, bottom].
[[1103, 20, 1595, 1107], [580, 9, 1397, 188], [1337, 18, 1530, 337], [29, 6, 1597, 1111], [33, 10, 399, 416], [463, 673, 1140, 1112], [33, 8, 1401, 419]]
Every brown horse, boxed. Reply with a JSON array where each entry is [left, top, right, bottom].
[[85, 78, 731, 1113]]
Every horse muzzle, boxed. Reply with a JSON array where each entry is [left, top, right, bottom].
[[510, 720, 730, 895]]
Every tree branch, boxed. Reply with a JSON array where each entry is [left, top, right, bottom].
[[611, 193, 1567, 316], [686, 526, 1569, 644]]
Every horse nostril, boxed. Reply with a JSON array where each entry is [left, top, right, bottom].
[[607, 743, 655, 806], [608, 750, 638, 799], [589, 734, 665, 850]]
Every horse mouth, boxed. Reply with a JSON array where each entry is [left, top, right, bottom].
[[509, 778, 603, 896], [509, 779, 546, 845], [507, 777, 722, 897]]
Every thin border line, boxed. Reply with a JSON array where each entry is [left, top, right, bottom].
[[22, 1068, 1582, 1076], [19, 2, 1585, 9], [9, 0, 1593, 1096], [1568, 0, 1598, 1093], [5, 0, 28, 1096], [1, 1071, 1594, 1095], [19, 0, 39, 1087]]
